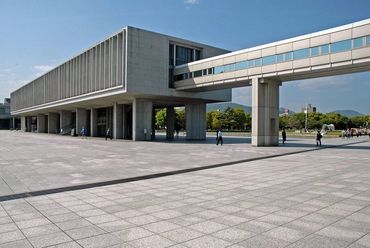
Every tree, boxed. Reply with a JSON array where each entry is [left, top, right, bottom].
[[155, 109, 166, 129], [244, 113, 252, 130], [175, 108, 186, 130]]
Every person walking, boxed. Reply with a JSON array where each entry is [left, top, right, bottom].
[[316, 130, 322, 147], [216, 129, 223, 146], [282, 128, 287, 144], [105, 128, 112, 140]]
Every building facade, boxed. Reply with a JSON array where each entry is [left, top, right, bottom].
[[0, 98, 11, 129], [11, 27, 231, 140]]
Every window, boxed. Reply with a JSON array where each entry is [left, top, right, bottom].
[[367, 36, 370, 45], [248, 60, 255, 68], [169, 44, 174, 66], [311, 46, 320, 56], [321, 44, 329, 54], [284, 52, 293, 61], [276, 54, 284, 63], [202, 69, 208, 76], [175, 46, 194, 65], [293, 48, 309, 60], [175, 74, 184, 81], [254, 58, 261, 66], [188, 72, 193, 78], [262, 55, 276, 66], [193, 70, 202, 78], [235, 61, 248, 70], [353, 37, 364, 49], [184, 73, 189, 80], [208, 68, 213, 75], [224, 63, 235, 72], [331, 39, 352, 53], [214, 66, 224, 74], [195, 50, 201, 61]]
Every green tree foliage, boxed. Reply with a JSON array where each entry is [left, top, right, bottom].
[[155, 109, 167, 129]]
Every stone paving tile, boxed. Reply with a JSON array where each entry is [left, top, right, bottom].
[[211, 227, 255, 243], [129, 235, 174, 248], [0, 239, 33, 248], [65, 225, 106, 240], [112, 227, 154, 242], [286, 234, 350, 248], [315, 225, 366, 243], [76, 233, 122, 248], [97, 220, 135, 232], [0, 223, 18, 234], [264, 226, 308, 243], [28, 232, 72, 248], [188, 220, 228, 234], [125, 214, 160, 226], [237, 234, 291, 248], [22, 223, 61, 238], [183, 235, 232, 248], [351, 234, 370, 247], [48, 241, 82, 248], [161, 227, 204, 243], [142, 220, 181, 234], [0, 230, 25, 244]]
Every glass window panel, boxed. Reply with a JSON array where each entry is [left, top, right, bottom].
[[262, 55, 276, 66], [276, 54, 284, 63], [214, 66, 224, 74], [254, 58, 261, 66], [188, 72, 193, 78], [208, 68, 213, 75], [331, 39, 352, 53], [353, 37, 364, 48], [235, 61, 248, 70], [367, 36, 370, 45], [202, 69, 207, 76], [224, 63, 235, 72], [248, 60, 255, 68], [293, 48, 310, 60], [311, 46, 320, 56], [184, 73, 189, 80], [195, 50, 201, 61], [284, 52, 293, 61], [175, 46, 194, 65], [321, 44, 329, 54], [193, 70, 202, 78]]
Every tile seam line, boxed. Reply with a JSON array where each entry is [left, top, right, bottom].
[[0, 140, 368, 202]]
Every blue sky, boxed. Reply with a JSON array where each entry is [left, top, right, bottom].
[[1, 0, 370, 114]]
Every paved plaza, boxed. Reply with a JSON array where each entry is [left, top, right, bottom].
[[0, 131, 369, 247]]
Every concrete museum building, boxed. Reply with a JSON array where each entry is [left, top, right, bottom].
[[11, 19, 370, 146]]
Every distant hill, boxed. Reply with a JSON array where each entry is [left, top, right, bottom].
[[207, 102, 294, 115], [329, 110, 364, 117]]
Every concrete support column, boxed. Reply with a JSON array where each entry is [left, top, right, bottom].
[[21, 116, 26, 132], [251, 78, 281, 146], [133, 99, 153, 141], [26, 116, 32, 132], [113, 103, 123, 139], [185, 103, 206, 140], [48, 113, 59, 134], [76, 108, 88, 134], [166, 107, 175, 140], [60, 111, 72, 131], [90, 108, 97, 137], [37, 114, 46, 133]]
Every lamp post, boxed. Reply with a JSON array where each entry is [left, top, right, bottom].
[[304, 104, 308, 132]]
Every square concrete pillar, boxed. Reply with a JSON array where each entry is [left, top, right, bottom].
[[26, 116, 32, 132], [37, 114, 46, 133], [76, 108, 88, 134], [185, 103, 206, 140], [90, 108, 98, 137], [48, 113, 60, 134], [133, 99, 153, 141], [166, 107, 175, 140], [251, 78, 281, 146], [21, 116, 26, 132], [113, 103, 123, 139], [60, 111, 72, 131]]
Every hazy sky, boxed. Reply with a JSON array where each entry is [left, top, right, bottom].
[[1, 0, 370, 114]]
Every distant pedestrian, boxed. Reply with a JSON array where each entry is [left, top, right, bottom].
[[316, 130, 322, 147], [83, 127, 88, 138], [216, 129, 223, 146], [282, 128, 287, 144], [105, 128, 112, 140]]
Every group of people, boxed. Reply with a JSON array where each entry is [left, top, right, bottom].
[[282, 128, 322, 146], [78, 126, 112, 140]]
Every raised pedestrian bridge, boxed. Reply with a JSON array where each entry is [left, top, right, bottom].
[[173, 19, 370, 146]]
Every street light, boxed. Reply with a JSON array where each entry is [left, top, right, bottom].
[[304, 104, 308, 132]]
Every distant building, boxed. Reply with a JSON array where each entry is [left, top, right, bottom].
[[0, 98, 11, 129], [301, 104, 316, 113]]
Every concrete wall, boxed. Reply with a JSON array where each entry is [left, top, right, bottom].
[[132, 99, 152, 141], [48, 113, 60, 134]]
